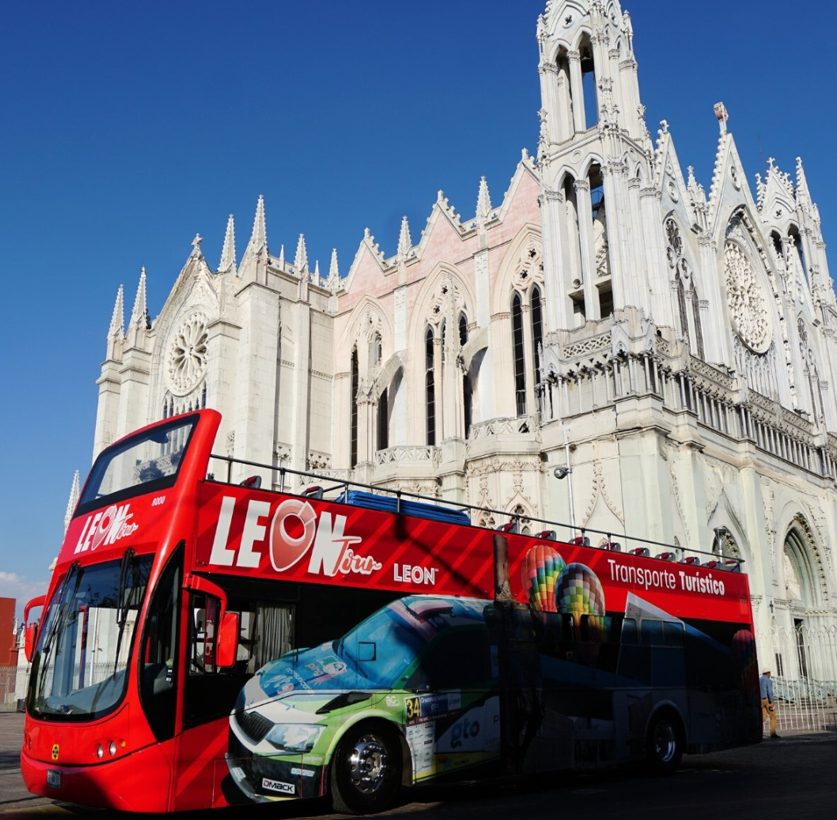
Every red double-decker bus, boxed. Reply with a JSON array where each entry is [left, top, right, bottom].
[[21, 409, 761, 813]]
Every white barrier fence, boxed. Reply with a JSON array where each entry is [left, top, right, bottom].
[[769, 624, 837, 734]]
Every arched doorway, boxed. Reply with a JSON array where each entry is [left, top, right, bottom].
[[768, 517, 837, 732]]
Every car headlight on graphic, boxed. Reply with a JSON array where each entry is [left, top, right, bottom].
[[264, 723, 324, 753]]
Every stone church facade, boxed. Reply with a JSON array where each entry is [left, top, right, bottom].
[[91, 1, 837, 696]]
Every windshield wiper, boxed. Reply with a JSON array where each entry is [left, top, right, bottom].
[[112, 550, 136, 675], [40, 563, 81, 660]]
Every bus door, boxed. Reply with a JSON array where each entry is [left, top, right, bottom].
[[137, 548, 183, 807], [173, 586, 293, 810]]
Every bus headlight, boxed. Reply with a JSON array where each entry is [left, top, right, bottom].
[[264, 723, 323, 753], [96, 744, 104, 759]]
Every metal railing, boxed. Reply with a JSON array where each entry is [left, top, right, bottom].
[[769, 624, 837, 734], [206, 453, 744, 570]]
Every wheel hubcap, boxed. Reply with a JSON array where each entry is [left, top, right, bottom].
[[347, 734, 389, 794], [654, 721, 676, 763]]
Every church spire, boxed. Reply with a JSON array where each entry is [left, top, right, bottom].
[[397, 216, 412, 259], [250, 195, 267, 251], [109, 285, 124, 339], [129, 267, 148, 329], [238, 195, 269, 281], [106, 285, 124, 361], [327, 248, 340, 290], [64, 470, 80, 535], [476, 176, 492, 221], [294, 233, 308, 275], [219, 214, 236, 274], [126, 267, 150, 349], [795, 156, 812, 211]]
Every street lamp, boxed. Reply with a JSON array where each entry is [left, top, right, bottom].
[[554, 427, 575, 531]]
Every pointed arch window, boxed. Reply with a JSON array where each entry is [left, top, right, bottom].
[[459, 313, 472, 437], [555, 46, 574, 142], [677, 276, 690, 349], [788, 226, 808, 282], [377, 388, 388, 451], [425, 327, 436, 446], [531, 286, 543, 394], [770, 231, 784, 265], [512, 293, 526, 416], [589, 163, 611, 286], [370, 332, 382, 367], [666, 218, 704, 359], [350, 347, 359, 468], [691, 288, 705, 359], [579, 35, 598, 130], [440, 320, 447, 363]]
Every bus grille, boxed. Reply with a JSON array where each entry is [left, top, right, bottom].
[[235, 708, 274, 743]]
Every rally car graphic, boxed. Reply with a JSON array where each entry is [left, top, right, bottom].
[[225, 595, 498, 807]]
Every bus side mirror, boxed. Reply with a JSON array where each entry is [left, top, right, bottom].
[[25, 623, 37, 662], [216, 612, 240, 668], [24, 594, 46, 663]]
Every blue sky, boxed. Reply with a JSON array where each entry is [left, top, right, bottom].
[[1, 1, 835, 616]]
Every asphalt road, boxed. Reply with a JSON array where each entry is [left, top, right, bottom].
[[2, 712, 836, 819]]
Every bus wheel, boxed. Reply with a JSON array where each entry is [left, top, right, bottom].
[[330, 722, 401, 814], [645, 712, 683, 775]]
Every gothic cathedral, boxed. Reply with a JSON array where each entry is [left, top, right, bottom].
[[91, 2, 837, 697]]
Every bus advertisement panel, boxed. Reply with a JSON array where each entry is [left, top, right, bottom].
[[196, 479, 754, 623]]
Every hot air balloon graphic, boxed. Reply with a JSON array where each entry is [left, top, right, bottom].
[[554, 563, 606, 619], [521, 544, 566, 612], [554, 563, 610, 665]]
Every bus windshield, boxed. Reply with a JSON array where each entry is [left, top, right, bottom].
[[28, 554, 153, 721], [76, 415, 197, 516]]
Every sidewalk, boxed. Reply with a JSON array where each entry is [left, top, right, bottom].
[[0, 712, 53, 813]]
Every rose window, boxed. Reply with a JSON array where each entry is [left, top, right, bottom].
[[166, 313, 209, 395], [724, 243, 771, 354]]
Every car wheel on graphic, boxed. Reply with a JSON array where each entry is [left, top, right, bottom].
[[645, 711, 683, 775], [330, 721, 401, 814]]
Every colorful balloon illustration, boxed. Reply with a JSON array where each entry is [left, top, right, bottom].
[[554, 563, 606, 619], [521, 544, 566, 611], [731, 628, 758, 694]]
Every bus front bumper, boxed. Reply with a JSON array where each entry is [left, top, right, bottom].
[[21, 743, 172, 813]]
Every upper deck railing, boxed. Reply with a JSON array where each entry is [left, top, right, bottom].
[[206, 452, 744, 572]]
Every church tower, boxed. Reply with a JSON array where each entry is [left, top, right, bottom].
[[537, 0, 673, 331], [85, 1, 837, 715]]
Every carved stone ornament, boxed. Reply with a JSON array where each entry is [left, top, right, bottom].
[[165, 312, 209, 396], [724, 243, 771, 354]]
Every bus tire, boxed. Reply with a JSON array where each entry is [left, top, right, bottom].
[[330, 721, 401, 814], [645, 711, 683, 775]]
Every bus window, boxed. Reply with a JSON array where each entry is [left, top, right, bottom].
[[641, 619, 664, 645], [405, 627, 492, 691], [29, 555, 152, 723], [663, 621, 685, 647], [184, 595, 293, 728], [139, 547, 182, 742], [253, 605, 293, 669]]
